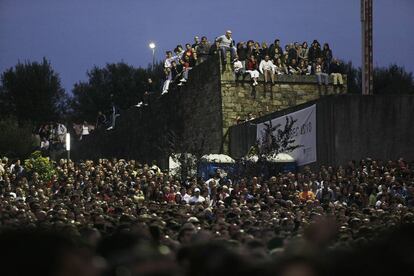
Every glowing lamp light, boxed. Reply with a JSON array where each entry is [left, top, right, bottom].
[[65, 133, 71, 151]]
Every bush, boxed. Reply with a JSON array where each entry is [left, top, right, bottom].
[[24, 151, 55, 182], [0, 117, 37, 158]]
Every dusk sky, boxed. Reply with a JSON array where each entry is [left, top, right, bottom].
[[1, 0, 413, 92]]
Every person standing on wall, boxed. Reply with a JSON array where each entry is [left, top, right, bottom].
[[216, 30, 236, 66]]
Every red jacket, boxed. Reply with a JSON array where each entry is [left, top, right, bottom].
[[246, 59, 258, 70]]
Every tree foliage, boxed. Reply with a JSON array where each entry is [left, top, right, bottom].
[[254, 116, 303, 157], [343, 62, 413, 95], [24, 151, 56, 182], [374, 65, 414, 95], [71, 62, 163, 122], [156, 129, 206, 179], [0, 58, 68, 123], [0, 117, 38, 158], [343, 61, 362, 94]]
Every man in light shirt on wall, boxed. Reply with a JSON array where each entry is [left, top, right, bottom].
[[216, 30, 236, 66], [259, 55, 275, 84]]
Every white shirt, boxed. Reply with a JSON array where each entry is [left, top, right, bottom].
[[81, 125, 89, 135], [175, 50, 184, 59], [233, 60, 244, 72], [40, 140, 50, 149], [216, 35, 234, 48], [56, 124, 67, 135], [205, 178, 219, 186], [0, 164, 5, 176], [182, 193, 191, 203], [189, 195, 206, 204], [9, 164, 15, 174], [259, 60, 275, 74], [164, 56, 179, 68]]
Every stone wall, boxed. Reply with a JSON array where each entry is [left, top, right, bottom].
[[175, 53, 347, 154], [72, 53, 348, 164], [219, 53, 347, 153], [228, 95, 414, 167], [175, 55, 223, 153]]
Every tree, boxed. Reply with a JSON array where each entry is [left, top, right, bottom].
[[343, 61, 362, 94], [374, 65, 414, 95], [0, 58, 68, 123], [156, 129, 206, 179], [0, 117, 37, 158], [24, 151, 56, 181], [261, 116, 303, 156], [243, 117, 302, 178], [251, 116, 303, 158], [343, 62, 413, 95], [71, 62, 163, 122]]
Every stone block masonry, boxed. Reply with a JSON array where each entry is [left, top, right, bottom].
[[169, 54, 224, 154]]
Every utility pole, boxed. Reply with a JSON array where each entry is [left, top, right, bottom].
[[361, 0, 373, 95]]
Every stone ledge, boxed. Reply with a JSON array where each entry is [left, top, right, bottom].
[[223, 73, 347, 84], [217, 52, 347, 85]]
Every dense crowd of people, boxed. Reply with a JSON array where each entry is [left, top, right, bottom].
[[35, 122, 68, 154], [0, 155, 413, 275], [35, 121, 95, 155], [160, 31, 345, 95], [12, 32, 406, 275], [34, 106, 120, 155]]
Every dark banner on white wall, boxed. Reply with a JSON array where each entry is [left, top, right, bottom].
[[256, 104, 317, 166]]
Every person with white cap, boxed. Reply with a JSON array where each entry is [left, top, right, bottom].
[[215, 30, 237, 66], [179, 187, 191, 204], [189, 187, 206, 204]]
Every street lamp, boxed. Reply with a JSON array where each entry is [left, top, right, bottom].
[[149, 42, 156, 71], [65, 133, 71, 162]]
